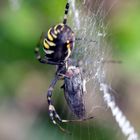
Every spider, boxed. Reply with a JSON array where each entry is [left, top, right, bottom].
[[35, 1, 93, 133]]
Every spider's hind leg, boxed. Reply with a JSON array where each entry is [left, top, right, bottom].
[[61, 116, 94, 123], [47, 76, 59, 123], [47, 76, 71, 134]]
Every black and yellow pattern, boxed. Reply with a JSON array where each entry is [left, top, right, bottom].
[[35, 1, 74, 65], [43, 23, 75, 62]]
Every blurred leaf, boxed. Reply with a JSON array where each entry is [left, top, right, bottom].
[[110, 2, 140, 75]]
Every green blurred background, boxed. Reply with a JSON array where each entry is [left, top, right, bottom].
[[0, 0, 140, 140]]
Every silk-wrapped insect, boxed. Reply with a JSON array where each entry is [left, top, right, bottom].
[[63, 65, 86, 119]]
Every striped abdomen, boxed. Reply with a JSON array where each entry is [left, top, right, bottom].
[[43, 23, 75, 62]]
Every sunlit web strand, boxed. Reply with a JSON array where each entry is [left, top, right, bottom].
[[69, 0, 80, 30], [100, 83, 139, 140]]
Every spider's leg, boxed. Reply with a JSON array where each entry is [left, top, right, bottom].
[[51, 106, 93, 123], [61, 116, 94, 123], [49, 105, 71, 134], [57, 73, 70, 78], [47, 75, 58, 122], [47, 76, 70, 134], [47, 76, 63, 122], [63, 1, 70, 24]]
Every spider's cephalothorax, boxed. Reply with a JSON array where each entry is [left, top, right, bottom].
[[43, 23, 75, 63]]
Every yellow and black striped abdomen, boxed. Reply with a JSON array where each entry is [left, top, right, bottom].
[[43, 23, 75, 62]]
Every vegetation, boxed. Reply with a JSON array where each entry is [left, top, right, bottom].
[[0, 0, 139, 140]]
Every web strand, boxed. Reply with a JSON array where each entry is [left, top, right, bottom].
[[69, 0, 140, 140]]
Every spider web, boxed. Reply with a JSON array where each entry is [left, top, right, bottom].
[[69, 0, 108, 119], [67, 0, 112, 119], [7, 0, 139, 139], [66, 0, 139, 140]]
